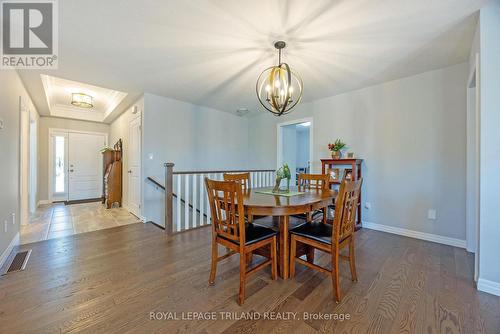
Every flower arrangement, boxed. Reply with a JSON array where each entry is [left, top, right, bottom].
[[273, 163, 291, 193], [328, 139, 347, 159]]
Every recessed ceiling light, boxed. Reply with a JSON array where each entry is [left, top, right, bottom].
[[71, 93, 93, 108]]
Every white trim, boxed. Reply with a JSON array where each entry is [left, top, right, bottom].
[[122, 203, 145, 222], [0, 232, 20, 270], [362, 221, 466, 248], [37, 200, 51, 206], [276, 117, 314, 171], [477, 278, 500, 297]]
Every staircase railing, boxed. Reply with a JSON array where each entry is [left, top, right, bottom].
[[154, 163, 275, 235]]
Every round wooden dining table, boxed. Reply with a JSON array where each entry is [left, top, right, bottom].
[[242, 187, 337, 279]]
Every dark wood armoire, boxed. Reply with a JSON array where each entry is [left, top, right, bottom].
[[102, 139, 123, 208]]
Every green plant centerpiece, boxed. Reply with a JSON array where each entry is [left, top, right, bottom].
[[328, 139, 347, 159], [273, 163, 291, 193]]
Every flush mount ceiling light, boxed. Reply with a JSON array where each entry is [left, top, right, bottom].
[[256, 41, 303, 116], [71, 93, 93, 108]]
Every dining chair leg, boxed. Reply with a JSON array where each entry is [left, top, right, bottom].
[[289, 235, 297, 278], [349, 237, 358, 282], [332, 250, 341, 302], [246, 252, 253, 263], [238, 251, 246, 305], [271, 237, 277, 280], [306, 246, 315, 263], [209, 240, 218, 285]]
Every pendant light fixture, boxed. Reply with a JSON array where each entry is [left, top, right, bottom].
[[256, 41, 303, 116]]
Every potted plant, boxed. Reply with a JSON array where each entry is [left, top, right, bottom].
[[328, 139, 346, 159], [273, 163, 291, 193]]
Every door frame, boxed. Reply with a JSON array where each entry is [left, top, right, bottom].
[[466, 53, 480, 282], [276, 117, 314, 171], [29, 114, 38, 213], [48, 128, 108, 203]]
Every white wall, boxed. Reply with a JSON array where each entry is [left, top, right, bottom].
[[37, 117, 110, 201], [142, 93, 249, 225], [248, 62, 468, 242], [478, 0, 500, 296], [296, 129, 310, 169], [0, 70, 38, 267], [109, 98, 144, 212]]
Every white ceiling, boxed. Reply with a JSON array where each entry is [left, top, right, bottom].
[[18, 0, 484, 122], [40, 75, 127, 123]]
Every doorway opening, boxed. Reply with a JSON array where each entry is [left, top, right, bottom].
[[277, 118, 313, 185]]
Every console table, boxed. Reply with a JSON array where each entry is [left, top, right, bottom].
[[321, 158, 363, 229]]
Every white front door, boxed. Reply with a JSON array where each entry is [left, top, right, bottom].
[[68, 132, 106, 201], [128, 115, 141, 217]]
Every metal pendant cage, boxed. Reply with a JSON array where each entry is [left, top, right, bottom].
[[256, 41, 303, 116]]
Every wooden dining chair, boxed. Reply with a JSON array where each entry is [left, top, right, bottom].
[[289, 178, 363, 302], [297, 173, 331, 223], [297, 173, 330, 191], [223, 172, 251, 191], [205, 178, 278, 305]]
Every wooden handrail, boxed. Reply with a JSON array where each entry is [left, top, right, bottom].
[[146, 176, 208, 219], [173, 168, 274, 175], [147, 176, 165, 190]]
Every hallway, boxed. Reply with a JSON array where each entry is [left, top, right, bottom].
[[20, 202, 140, 244]]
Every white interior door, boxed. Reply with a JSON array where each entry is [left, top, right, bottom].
[[68, 132, 105, 201], [128, 116, 141, 217]]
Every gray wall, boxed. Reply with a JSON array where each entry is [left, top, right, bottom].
[[142, 93, 249, 225], [248, 62, 468, 241], [37, 117, 110, 201], [0, 70, 37, 263], [478, 0, 500, 292]]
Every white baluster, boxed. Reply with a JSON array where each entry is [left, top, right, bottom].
[[184, 174, 190, 230], [176, 175, 181, 232], [206, 174, 211, 222], [192, 174, 197, 229], [199, 174, 205, 226]]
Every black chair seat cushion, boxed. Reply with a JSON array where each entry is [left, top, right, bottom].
[[220, 223, 277, 246], [253, 216, 307, 231], [290, 222, 333, 245]]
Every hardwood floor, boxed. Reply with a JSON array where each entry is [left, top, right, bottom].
[[1, 223, 499, 333]]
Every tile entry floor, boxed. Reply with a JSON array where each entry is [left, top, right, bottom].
[[20, 202, 141, 244]]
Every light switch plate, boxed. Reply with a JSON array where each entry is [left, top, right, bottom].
[[428, 209, 437, 220]]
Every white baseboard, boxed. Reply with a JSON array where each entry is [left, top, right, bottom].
[[362, 221, 466, 248], [477, 278, 500, 297], [0, 232, 20, 269], [37, 200, 51, 207], [122, 204, 145, 222]]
